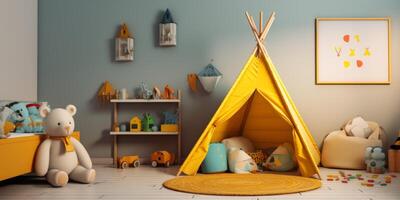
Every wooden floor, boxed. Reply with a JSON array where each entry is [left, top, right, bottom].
[[0, 165, 399, 200]]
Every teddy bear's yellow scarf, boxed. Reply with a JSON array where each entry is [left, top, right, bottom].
[[49, 136, 75, 152]]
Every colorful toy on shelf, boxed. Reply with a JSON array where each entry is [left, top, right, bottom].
[[120, 123, 127, 132], [26, 103, 44, 133], [7, 102, 33, 133], [0, 106, 15, 138], [151, 151, 175, 167], [98, 80, 117, 101], [162, 85, 175, 99], [113, 122, 120, 132], [163, 111, 178, 124], [118, 155, 140, 169], [153, 86, 161, 99], [139, 82, 153, 99], [130, 116, 142, 132], [365, 146, 386, 174], [142, 113, 156, 132], [161, 111, 178, 132]]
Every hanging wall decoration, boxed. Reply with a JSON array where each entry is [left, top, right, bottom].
[[159, 9, 177, 47], [197, 62, 223, 93], [115, 23, 134, 61]]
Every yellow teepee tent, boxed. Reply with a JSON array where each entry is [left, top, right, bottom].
[[178, 11, 321, 178]]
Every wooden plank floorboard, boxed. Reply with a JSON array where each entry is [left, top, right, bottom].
[[0, 165, 399, 200]]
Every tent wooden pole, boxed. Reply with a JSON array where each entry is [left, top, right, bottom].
[[246, 13, 271, 59], [259, 12, 263, 36], [258, 12, 263, 56], [248, 12, 275, 57], [261, 12, 275, 41]]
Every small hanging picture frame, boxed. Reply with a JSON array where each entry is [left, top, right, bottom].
[[115, 23, 134, 61], [159, 9, 177, 47]]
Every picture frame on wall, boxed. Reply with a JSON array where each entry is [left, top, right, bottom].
[[315, 18, 391, 85], [115, 23, 134, 61]]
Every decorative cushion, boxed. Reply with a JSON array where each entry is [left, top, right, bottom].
[[227, 148, 257, 174], [264, 143, 296, 172], [201, 143, 228, 173], [221, 136, 255, 153]]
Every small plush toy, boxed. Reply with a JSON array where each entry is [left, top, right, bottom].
[[35, 104, 95, 187], [140, 82, 153, 99], [344, 117, 372, 138], [264, 143, 297, 172], [0, 107, 15, 138], [365, 146, 385, 174], [162, 85, 175, 99], [26, 103, 44, 133], [7, 102, 33, 133], [248, 150, 268, 167], [228, 148, 258, 174]]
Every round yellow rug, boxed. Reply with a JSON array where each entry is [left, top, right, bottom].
[[163, 173, 321, 196]]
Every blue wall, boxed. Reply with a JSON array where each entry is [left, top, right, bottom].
[[39, 0, 400, 158]]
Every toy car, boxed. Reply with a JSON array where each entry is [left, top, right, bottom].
[[151, 151, 175, 167], [118, 155, 140, 169]]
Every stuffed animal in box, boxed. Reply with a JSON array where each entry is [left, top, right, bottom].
[[7, 102, 33, 133], [35, 104, 95, 187], [27, 103, 44, 133], [365, 146, 385, 174]]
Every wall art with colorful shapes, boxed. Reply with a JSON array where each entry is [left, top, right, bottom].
[[316, 18, 391, 84]]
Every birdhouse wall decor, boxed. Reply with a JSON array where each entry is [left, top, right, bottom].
[[159, 9, 177, 47], [115, 23, 134, 61]]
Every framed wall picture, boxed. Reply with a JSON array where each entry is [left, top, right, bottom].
[[115, 23, 134, 61], [315, 18, 391, 84]]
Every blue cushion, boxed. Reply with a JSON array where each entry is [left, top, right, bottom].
[[201, 143, 228, 173]]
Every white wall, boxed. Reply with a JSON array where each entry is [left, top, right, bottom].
[[0, 0, 37, 101]]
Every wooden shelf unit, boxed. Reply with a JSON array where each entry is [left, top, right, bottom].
[[110, 131, 178, 136], [110, 90, 182, 167]]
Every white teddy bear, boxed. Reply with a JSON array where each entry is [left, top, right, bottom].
[[35, 104, 96, 187]]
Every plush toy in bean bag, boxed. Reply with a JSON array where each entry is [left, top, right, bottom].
[[7, 102, 33, 133], [264, 143, 297, 172], [365, 146, 385, 174], [344, 117, 372, 138], [35, 104, 96, 187], [227, 148, 258, 174], [0, 107, 15, 138], [26, 103, 44, 133]]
